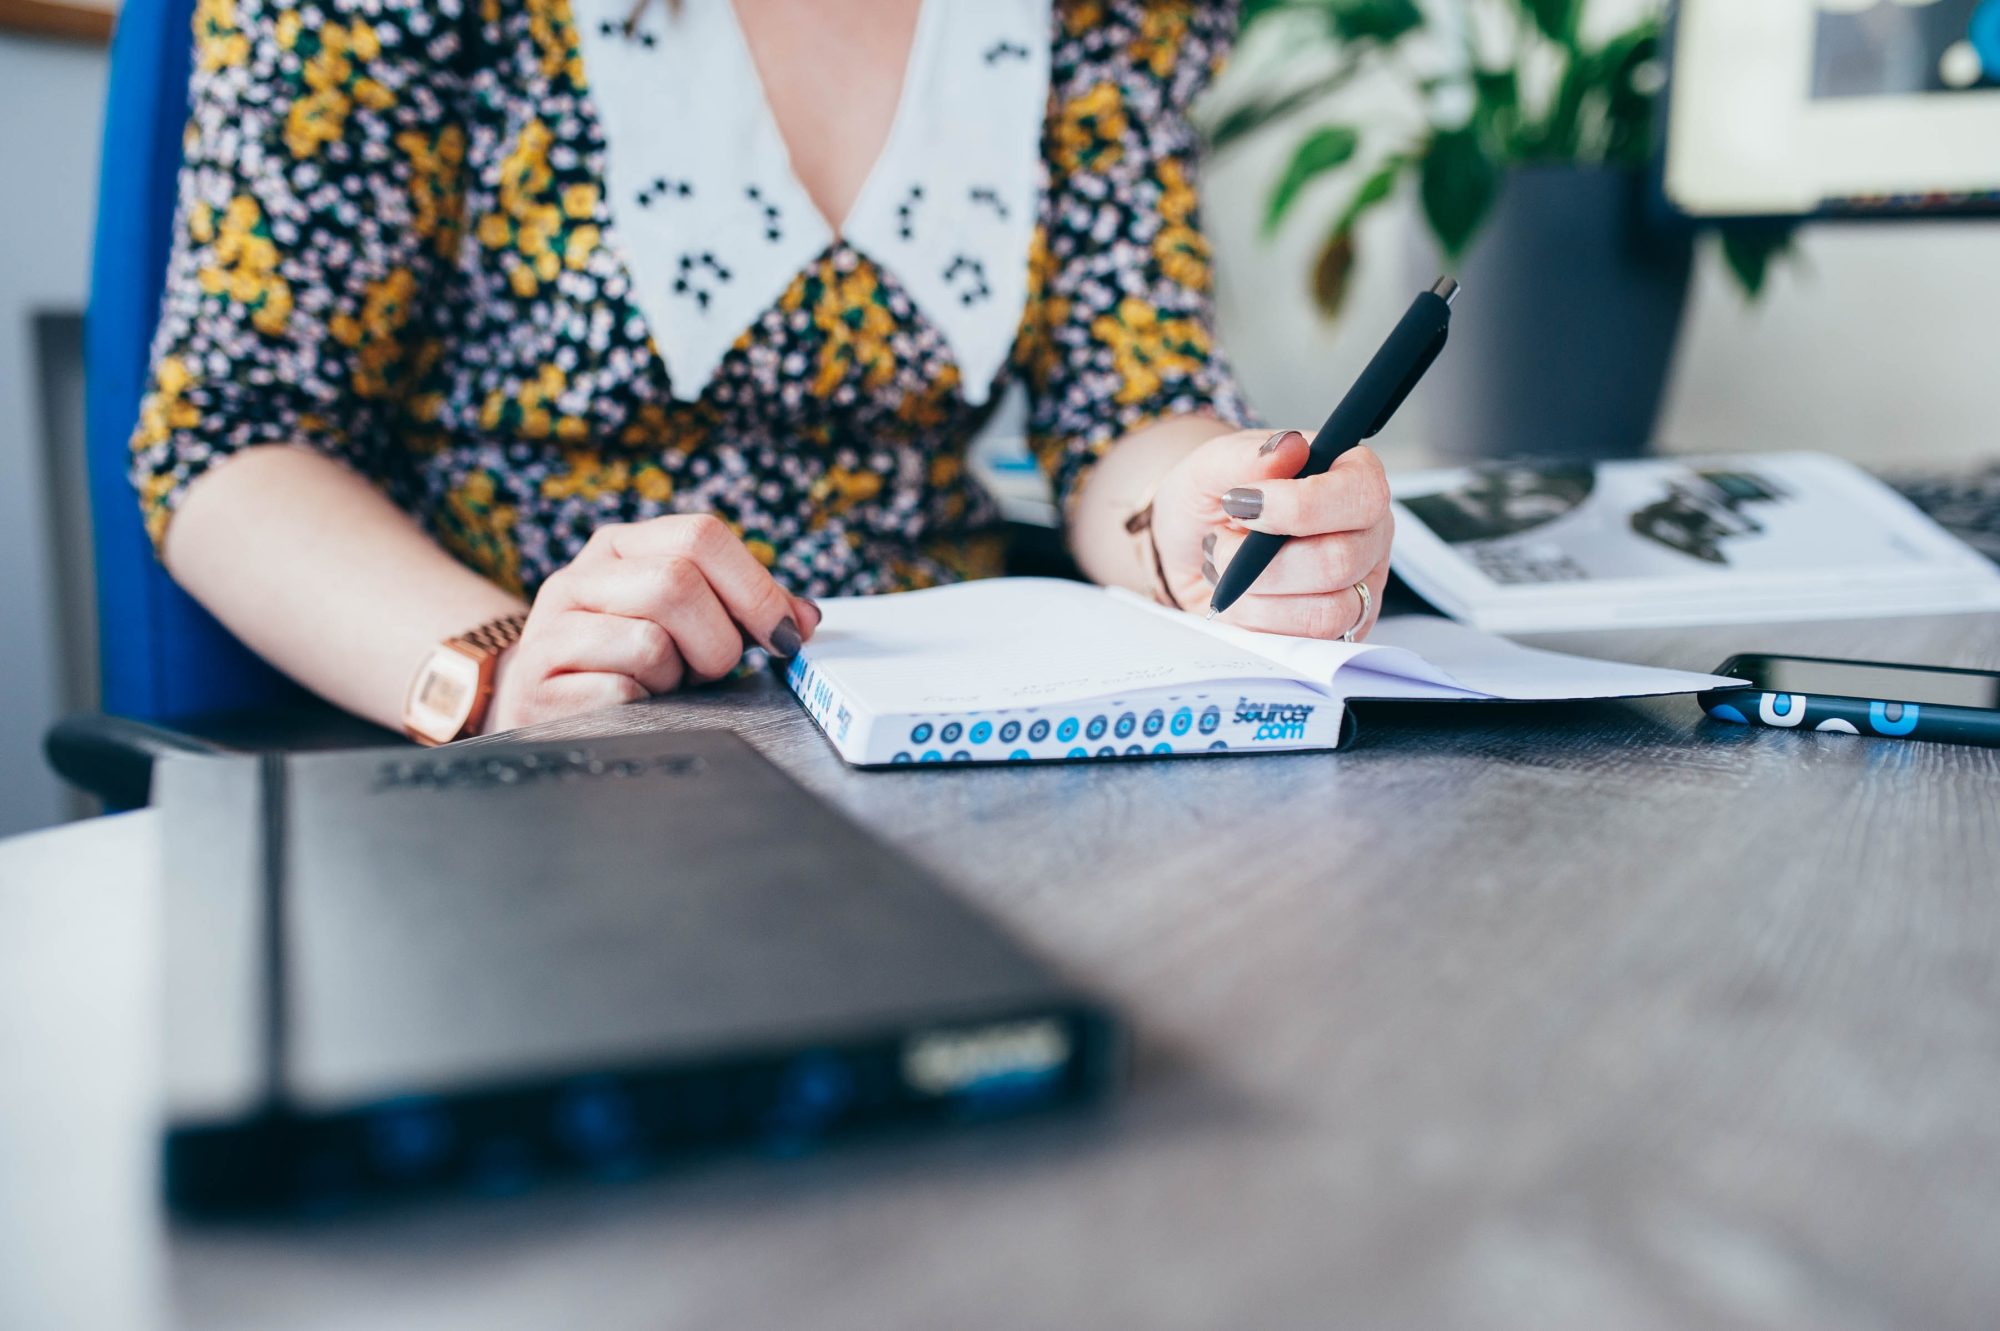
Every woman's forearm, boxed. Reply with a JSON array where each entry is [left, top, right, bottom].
[[162, 446, 527, 731], [1067, 413, 1237, 593]]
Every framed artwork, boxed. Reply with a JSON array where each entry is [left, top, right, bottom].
[[1664, 0, 2000, 218], [0, 0, 117, 44]]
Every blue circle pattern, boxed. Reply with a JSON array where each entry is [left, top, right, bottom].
[[968, 721, 992, 744], [1029, 719, 1050, 742], [921, 750, 942, 762], [940, 722, 963, 743], [1086, 716, 1107, 740], [1142, 710, 1164, 736], [1114, 712, 1136, 738], [999, 720, 1020, 743], [1152, 742, 1172, 754], [1009, 749, 1030, 760], [1067, 747, 1087, 758], [893, 752, 913, 762], [1170, 708, 1192, 735], [950, 750, 971, 762], [1057, 718, 1078, 742], [911, 723, 932, 743], [1199, 706, 1221, 734]]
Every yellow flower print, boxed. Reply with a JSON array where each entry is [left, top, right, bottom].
[[438, 470, 524, 595], [283, 20, 394, 159], [329, 267, 418, 399], [140, 473, 180, 548], [1129, 6, 1188, 80], [633, 465, 674, 503], [618, 401, 713, 453], [809, 262, 897, 395], [131, 357, 202, 450], [477, 121, 598, 298], [1090, 296, 1209, 406], [195, 0, 248, 72], [1062, 0, 1105, 38], [397, 124, 468, 260], [811, 465, 885, 515], [745, 538, 777, 567], [526, 0, 585, 88], [541, 449, 632, 501], [195, 196, 295, 337], [1054, 82, 1128, 176], [1154, 161, 1213, 293]]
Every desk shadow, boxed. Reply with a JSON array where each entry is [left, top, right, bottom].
[[1341, 696, 1746, 777]]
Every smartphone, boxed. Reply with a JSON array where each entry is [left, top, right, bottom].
[[1699, 654, 2000, 748]]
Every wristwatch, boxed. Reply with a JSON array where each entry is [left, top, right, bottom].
[[402, 611, 529, 746]]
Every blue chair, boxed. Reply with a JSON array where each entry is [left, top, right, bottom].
[[46, 0, 393, 808]]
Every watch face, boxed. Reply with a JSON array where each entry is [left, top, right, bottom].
[[405, 648, 485, 744]]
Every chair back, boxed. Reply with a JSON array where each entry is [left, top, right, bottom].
[[86, 0, 301, 721]]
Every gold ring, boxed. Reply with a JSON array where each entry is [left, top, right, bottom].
[[1339, 580, 1371, 643]]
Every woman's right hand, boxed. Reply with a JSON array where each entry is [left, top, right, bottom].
[[484, 514, 820, 733]]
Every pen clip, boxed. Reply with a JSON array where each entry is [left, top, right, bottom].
[[1363, 325, 1449, 439]]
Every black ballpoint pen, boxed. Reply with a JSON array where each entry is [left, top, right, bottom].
[[1207, 276, 1459, 619]]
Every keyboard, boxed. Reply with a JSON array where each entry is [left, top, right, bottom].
[[1890, 466, 2000, 564]]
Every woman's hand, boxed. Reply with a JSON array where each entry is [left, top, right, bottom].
[[1149, 428, 1393, 640], [486, 514, 820, 733]]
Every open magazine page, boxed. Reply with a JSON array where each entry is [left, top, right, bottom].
[[1389, 452, 2000, 630]]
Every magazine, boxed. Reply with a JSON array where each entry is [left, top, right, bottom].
[[1389, 452, 2000, 632]]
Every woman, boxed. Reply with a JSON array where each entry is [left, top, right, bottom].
[[133, 0, 1394, 743]]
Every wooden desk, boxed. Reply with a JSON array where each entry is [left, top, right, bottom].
[[5, 613, 1999, 1331]]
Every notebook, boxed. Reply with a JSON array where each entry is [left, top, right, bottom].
[[783, 578, 1739, 765]]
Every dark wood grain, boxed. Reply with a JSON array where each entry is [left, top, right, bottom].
[[10, 612, 2000, 1329]]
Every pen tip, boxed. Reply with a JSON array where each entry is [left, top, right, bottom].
[[1204, 608, 1218, 621]]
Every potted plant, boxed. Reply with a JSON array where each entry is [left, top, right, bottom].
[[1207, 0, 1795, 460]]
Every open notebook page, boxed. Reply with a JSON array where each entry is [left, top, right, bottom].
[[799, 578, 1312, 715], [1108, 589, 1742, 702]]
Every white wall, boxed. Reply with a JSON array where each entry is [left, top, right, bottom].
[[0, 33, 107, 837]]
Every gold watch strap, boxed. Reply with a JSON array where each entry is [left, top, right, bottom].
[[449, 611, 529, 659]]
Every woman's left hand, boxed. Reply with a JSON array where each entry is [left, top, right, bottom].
[[1147, 428, 1394, 640]]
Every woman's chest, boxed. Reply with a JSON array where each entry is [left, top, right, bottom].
[[435, 0, 1054, 419]]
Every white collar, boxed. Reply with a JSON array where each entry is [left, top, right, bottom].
[[574, 0, 1051, 407]]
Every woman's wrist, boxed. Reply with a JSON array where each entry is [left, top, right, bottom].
[[1068, 414, 1237, 592]]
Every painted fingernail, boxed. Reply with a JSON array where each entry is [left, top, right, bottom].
[[799, 597, 823, 628], [1201, 531, 1216, 558], [1222, 488, 1263, 521], [770, 616, 802, 657], [1258, 430, 1302, 457], [1201, 559, 1219, 585]]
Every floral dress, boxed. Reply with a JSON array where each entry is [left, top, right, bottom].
[[130, 0, 1251, 602]]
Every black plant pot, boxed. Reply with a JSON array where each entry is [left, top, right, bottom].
[[1411, 165, 1694, 461]]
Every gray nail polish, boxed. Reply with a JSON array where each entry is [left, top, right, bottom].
[[1222, 488, 1263, 521], [1258, 431, 1287, 457], [1201, 559, 1218, 585], [1201, 531, 1216, 557], [770, 616, 802, 658]]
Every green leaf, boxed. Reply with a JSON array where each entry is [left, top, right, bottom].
[[1719, 221, 1799, 301], [1598, 28, 1663, 164], [1335, 154, 1406, 234], [1523, 0, 1581, 45], [1323, 0, 1424, 45], [1263, 126, 1360, 235], [1207, 69, 1360, 152], [1419, 126, 1499, 259]]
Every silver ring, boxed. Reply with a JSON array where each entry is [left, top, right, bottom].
[[1338, 580, 1371, 643]]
